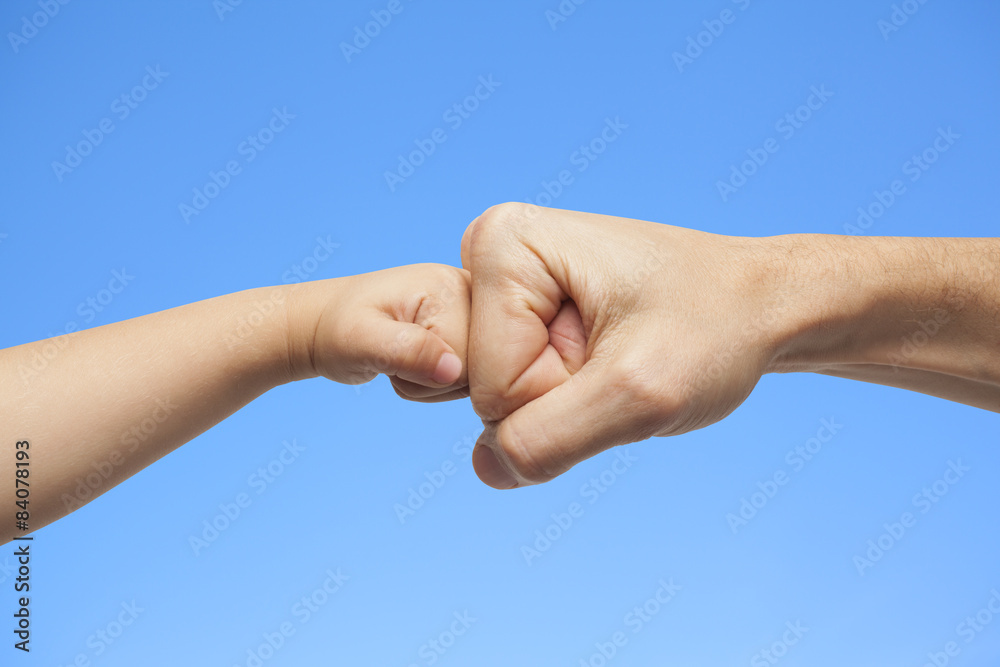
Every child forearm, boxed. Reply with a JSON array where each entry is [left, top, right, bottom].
[[0, 283, 304, 542], [0, 263, 472, 542]]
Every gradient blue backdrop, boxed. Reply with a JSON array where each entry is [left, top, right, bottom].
[[2, 1, 998, 665]]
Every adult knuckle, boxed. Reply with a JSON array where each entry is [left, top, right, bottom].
[[469, 386, 509, 423], [607, 358, 677, 428], [497, 420, 560, 484], [608, 359, 659, 407], [472, 202, 533, 250], [507, 456, 554, 485]]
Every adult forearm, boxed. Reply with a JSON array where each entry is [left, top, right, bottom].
[[0, 284, 302, 542], [767, 235, 1000, 411], [459, 205, 998, 489]]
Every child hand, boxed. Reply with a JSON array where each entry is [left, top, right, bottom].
[[289, 264, 471, 402]]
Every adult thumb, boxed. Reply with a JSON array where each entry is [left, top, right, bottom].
[[472, 358, 658, 488]]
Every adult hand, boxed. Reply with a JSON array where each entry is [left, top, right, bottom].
[[461, 203, 785, 489], [462, 204, 1000, 490]]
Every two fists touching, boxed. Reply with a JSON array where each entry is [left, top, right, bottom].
[[7, 204, 992, 538], [297, 203, 783, 489], [4, 203, 993, 538], [294, 203, 999, 491]]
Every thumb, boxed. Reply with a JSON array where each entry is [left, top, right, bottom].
[[366, 318, 464, 387], [472, 358, 660, 488]]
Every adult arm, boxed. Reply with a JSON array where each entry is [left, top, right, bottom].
[[461, 203, 999, 489]]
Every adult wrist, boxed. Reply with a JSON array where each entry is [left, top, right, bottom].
[[763, 234, 977, 378]]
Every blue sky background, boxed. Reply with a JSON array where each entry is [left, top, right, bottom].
[[2, 0, 999, 665]]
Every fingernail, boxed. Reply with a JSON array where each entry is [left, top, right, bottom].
[[430, 352, 462, 385], [473, 446, 518, 490]]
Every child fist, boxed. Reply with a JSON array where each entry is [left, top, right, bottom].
[[289, 264, 471, 402]]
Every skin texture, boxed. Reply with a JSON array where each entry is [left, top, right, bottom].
[[461, 203, 1000, 489], [2, 204, 996, 539], [0, 264, 470, 544]]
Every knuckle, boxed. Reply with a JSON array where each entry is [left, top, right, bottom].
[[608, 359, 660, 407], [479, 201, 532, 227], [497, 419, 561, 485], [606, 358, 677, 429], [471, 202, 534, 251], [390, 377, 425, 399], [422, 267, 471, 316], [343, 369, 377, 385], [469, 386, 509, 424], [390, 380, 415, 400]]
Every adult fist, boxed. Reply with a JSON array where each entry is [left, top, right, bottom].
[[462, 203, 791, 488]]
